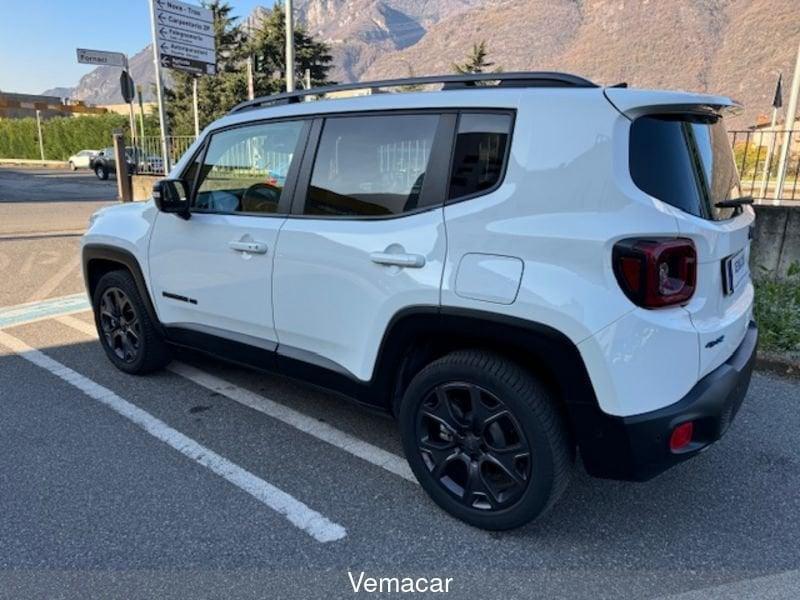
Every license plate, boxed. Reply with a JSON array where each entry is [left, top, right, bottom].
[[722, 248, 748, 295]]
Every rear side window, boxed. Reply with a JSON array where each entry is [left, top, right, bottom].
[[449, 113, 512, 200], [305, 114, 439, 217], [629, 115, 738, 220]]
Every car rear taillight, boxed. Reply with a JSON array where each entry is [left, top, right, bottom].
[[669, 421, 694, 452], [612, 238, 697, 308]]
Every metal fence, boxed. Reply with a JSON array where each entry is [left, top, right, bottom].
[[132, 130, 800, 204], [729, 129, 800, 203], [131, 136, 196, 175]]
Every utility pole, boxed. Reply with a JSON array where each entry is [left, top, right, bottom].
[[193, 77, 200, 137], [774, 39, 800, 204], [148, 0, 171, 174], [35, 110, 45, 161], [285, 0, 295, 92]]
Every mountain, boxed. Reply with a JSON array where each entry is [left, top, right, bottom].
[[43, 46, 165, 105], [40, 86, 75, 99], [41, 0, 799, 127]]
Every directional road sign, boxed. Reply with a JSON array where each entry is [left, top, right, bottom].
[[154, 0, 216, 75], [76, 48, 127, 68]]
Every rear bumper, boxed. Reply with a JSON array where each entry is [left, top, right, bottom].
[[579, 320, 758, 481]]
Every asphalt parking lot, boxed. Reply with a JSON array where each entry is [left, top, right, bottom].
[[1, 165, 799, 599]]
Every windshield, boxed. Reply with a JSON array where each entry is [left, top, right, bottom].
[[630, 114, 739, 220]]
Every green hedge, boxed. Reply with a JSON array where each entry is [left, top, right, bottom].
[[0, 114, 142, 161]]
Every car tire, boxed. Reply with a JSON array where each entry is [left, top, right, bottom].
[[69, 161, 77, 171], [95, 164, 108, 180], [92, 270, 171, 375], [399, 350, 572, 530]]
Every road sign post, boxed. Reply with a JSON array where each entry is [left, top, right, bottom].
[[150, 0, 218, 173]]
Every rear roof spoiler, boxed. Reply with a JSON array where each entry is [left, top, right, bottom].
[[604, 88, 743, 120]]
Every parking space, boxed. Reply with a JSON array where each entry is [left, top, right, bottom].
[[1, 176, 799, 598]]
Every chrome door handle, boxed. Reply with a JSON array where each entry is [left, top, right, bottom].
[[229, 240, 268, 254], [369, 251, 425, 268]]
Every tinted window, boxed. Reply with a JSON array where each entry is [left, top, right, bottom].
[[194, 120, 304, 214], [630, 115, 738, 220], [449, 113, 512, 200], [305, 114, 439, 217]]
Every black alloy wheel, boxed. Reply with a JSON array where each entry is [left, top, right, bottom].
[[417, 382, 531, 511], [98, 287, 141, 364], [399, 350, 572, 530]]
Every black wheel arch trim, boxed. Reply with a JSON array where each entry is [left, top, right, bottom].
[[82, 243, 163, 335]]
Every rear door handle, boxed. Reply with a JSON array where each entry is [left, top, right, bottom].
[[369, 251, 425, 268], [229, 240, 268, 254]]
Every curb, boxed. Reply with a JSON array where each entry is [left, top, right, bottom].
[[0, 159, 69, 169], [755, 352, 800, 379]]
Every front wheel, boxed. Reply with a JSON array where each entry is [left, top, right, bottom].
[[94, 164, 108, 180], [399, 350, 572, 530], [92, 270, 171, 374], [69, 161, 77, 171]]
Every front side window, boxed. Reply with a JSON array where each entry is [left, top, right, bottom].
[[194, 120, 304, 214], [304, 114, 439, 217], [449, 113, 512, 200]]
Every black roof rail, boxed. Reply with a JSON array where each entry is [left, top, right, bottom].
[[228, 71, 598, 114]]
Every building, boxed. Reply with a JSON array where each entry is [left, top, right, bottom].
[[0, 92, 108, 119]]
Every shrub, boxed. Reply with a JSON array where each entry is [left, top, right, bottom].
[[754, 262, 800, 355]]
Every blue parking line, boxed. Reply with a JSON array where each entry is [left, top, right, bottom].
[[0, 294, 91, 329]]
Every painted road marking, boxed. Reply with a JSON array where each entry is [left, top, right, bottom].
[[56, 314, 418, 485], [0, 328, 347, 543], [0, 293, 90, 329], [28, 255, 81, 301]]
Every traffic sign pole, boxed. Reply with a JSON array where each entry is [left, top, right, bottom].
[[149, 0, 172, 174], [125, 56, 137, 149]]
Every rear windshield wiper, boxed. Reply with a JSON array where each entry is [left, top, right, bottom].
[[715, 196, 754, 209]]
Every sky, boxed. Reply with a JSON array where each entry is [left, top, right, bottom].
[[0, 0, 268, 94]]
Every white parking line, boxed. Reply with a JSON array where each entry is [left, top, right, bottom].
[[0, 294, 90, 329], [0, 328, 347, 543], [55, 314, 418, 485]]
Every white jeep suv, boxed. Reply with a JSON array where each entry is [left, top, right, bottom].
[[82, 72, 757, 530]]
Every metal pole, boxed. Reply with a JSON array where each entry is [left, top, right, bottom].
[[304, 68, 311, 90], [137, 85, 146, 145], [192, 77, 200, 137], [758, 107, 779, 201], [285, 0, 295, 92], [148, 0, 171, 174], [125, 56, 137, 149], [35, 109, 45, 161], [774, 39, 800, 203], [246, 19, 255, 100]]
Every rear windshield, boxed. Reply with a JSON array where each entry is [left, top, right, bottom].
[[629, 114, 740, 220]]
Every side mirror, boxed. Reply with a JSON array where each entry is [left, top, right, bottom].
[[153, 179, 190, 220]]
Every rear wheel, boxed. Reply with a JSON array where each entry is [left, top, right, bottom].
[[399, 350, 572, 530], [94, 164, 108, 180], [92, 270, 171, 374]]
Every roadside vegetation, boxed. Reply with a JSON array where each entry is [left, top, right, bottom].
[[754, 262, 800, 358], [0, 113, 160, 161]]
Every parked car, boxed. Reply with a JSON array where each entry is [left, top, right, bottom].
[[67, 149, 99, 171], [81, 72, 757, 530], [89, 146, 162, 180]]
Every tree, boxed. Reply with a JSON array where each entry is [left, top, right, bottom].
[[452, 41, 500, 75], [163, 1, 334, 136], [249, 4, 334, 97]]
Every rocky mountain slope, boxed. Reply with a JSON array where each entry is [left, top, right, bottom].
[[43, 0, 799, 127]]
